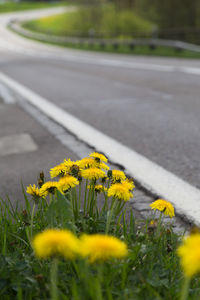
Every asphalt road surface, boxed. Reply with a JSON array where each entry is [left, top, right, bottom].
[[1, 7, 200, 194]]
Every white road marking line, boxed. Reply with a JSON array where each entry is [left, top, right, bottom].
[[10, 46, 200, 76], [9, 46, 200, 75], [45, 54, 200, 75], [182, 67, 200, 75], [0, 71, 200, 224], [99, 58, 175, 72]]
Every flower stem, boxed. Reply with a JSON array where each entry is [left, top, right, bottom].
[[50, 257, 59, 300], [103, 178, 111, 210], [84, 180, 88, 215], [73, 187, 78, 219], [156, 211, 163, 238], [30, 202, 36, 241], [49, 193, 53, 205], [86, 181, 94, 215], [78, 182, 82, 211], [115, 201, 126, 216], [180, 277, 190, 300], [89, 183, 95, 217], [105, 198, 117, 234], [96, 264, 103, 300]]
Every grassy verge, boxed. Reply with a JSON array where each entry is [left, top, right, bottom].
[[0, 1, 66, 14], [0, 151, 199, 299], [22, 10, 200, 59]]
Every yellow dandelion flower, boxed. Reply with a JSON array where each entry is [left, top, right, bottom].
[[62, 159, 80, 178], [90, 152, 108, 162], [77, 157, 109, 171], [150, 199, 175, 218], [111, 170, 126, 182], [177, 233, 200, 277], [27, 184, 40, 197], [50, 162, 68, 178], [107, 183, 133, 201], [32, 229, 80, 259], [81, 168, 106, 180], [100, 162, 109, 171], [79, 234, 128, 263], [87, 184, 107, 194], [40, 181, 59, 195], [76, 157, 96, 169], [121, 179, 135, 191], [63, 158, 77, 170], [26, 184, 47, 198], [57, 175, 79, 193]]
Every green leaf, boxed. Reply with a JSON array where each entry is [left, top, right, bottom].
[[45, 191, 75, 231]]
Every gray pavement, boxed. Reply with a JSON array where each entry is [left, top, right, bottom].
[[0, 98, 78, 203]]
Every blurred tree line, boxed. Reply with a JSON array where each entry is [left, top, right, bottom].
[[72, 0, 200, 43], [134, 0, 200, 29], [30, 0, 200, 30], [29, 0, 199, 42], [25, 0, 200, 30], [131, 0, 200, 42]]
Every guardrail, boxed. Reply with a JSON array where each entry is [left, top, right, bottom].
[[9, 20, 200, 53]]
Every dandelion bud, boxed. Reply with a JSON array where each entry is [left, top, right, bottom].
[[107, 170, 112, 178], [38, 171, 44, 188], [148, 220, 158, 234]]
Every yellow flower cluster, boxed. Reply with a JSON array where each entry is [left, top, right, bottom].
[[32, 229, 128, 263], [26, 152, 135, 202], [48, 152, 110, 194], [177, 233, 200, 278], [107, 170, 135, 202], [150, 199, 175, 218]]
